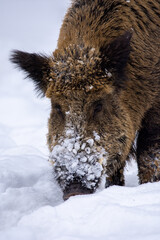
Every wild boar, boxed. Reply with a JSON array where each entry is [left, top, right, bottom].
[[11, 0, 160, 200]]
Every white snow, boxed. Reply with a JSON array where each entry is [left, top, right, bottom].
[[93, 131, 101, 141], [0, 0, 160, 240], [105, 68, 112, 78]]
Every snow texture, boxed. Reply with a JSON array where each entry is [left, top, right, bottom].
[[0, 0, 160, 240], [50, 118, 107, 190]]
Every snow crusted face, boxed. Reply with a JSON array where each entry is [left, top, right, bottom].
[[49, 111, 108, 192]]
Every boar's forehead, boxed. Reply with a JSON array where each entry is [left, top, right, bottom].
[[51, 88, 110, 112], [45, 45, 113, 97]]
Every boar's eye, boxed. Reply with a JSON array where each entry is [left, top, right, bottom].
[[54, 104, 64, 119], [93, 102, 103, 117]]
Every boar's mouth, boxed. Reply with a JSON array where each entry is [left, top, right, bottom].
[[63, 181, 94, 200]]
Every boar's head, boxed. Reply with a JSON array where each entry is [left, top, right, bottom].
[[11, 32, 135, 200]]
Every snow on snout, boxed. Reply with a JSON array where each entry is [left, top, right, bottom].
[[50, 124, 108, 190]]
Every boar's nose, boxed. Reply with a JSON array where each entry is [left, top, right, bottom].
[[63, 182, 93, 201]]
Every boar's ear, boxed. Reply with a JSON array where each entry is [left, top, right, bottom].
[[101, 31, 132, 87], [10, 50, 50, 96]]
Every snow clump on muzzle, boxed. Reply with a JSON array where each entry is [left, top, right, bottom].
[[50, 128, 108, 191]]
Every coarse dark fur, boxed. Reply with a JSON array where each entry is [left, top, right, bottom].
[[11, 0, 160, 194]]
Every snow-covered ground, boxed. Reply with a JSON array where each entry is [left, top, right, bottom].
[[0, 1, 160, 239]]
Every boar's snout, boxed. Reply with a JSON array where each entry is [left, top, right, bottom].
[[63, 181, 94, 200]]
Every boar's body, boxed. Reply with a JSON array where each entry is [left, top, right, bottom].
[[11, 0, 160, 199]]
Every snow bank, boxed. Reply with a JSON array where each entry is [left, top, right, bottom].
[[0, 0, 160, 240], [1, 157, 160, 240]]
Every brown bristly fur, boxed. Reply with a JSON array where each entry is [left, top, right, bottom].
[[11, 0, 160, 188]]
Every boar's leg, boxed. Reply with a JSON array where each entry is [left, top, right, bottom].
[[137, 105, 160, 184], [106, 159, 125, 187], [107, 167, 125, 187]]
